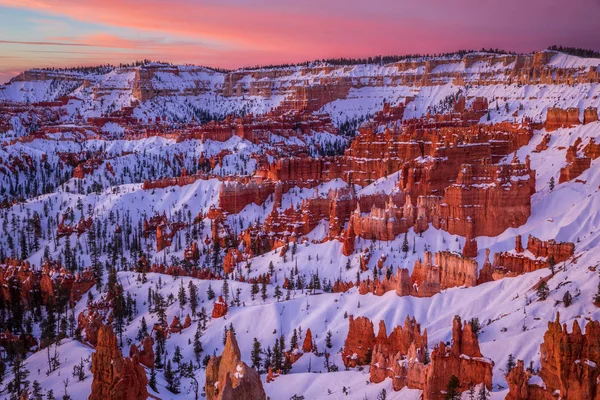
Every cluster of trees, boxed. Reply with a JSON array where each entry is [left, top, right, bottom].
[[548, 45, 600, 59]]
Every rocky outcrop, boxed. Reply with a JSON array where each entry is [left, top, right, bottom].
[[526, 235, 575, 263], [559, 138, 591, 183], [212, 296, 228, 318], [545, 107, 581, 131], [424, 316, 493, 400], [343, 316, 427, 368], [507, 314, 600, 400], [397, 251, 478, 297], [90, 325, 149, 400], [223, 248, 243, 274], [129, 336, 155, 369], [302, 329, 313, 353], [342, 316, 376, 367], [218, 181, 276, 214], [439, 160, 535, 237], [583, 107, 599, 125], [538, 315, 600, 400], [205, 330, 266, 400], [367, 316, 492, 399]]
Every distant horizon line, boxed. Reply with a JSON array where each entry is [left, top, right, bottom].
[[6, 45, 600, 78]]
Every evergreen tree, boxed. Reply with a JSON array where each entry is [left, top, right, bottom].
[[325, 330, 333, 349], [478, 385, 491, 400], [188, 281, 198, 316], [164, 360, 179, 393], [149, 368, 158, 392], [563, 290, 573, 307], [537, 281, 549, 300], [274, 285, 283, 301], [193, 323, 203, 362], [506, 354, 516, 372], [221, 276, 230, 302], [402, 232, 409, 253], [178, 282, 187, 309], [207, 283, 215, 300], [251, 338, 262, 372], [251, 281, 259, 300], [261, 281, 268, 301], [7, 355, 29, 398], [444, 375, 460, 400]]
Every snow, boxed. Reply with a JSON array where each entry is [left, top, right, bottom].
[[1, 50, 600, 399]]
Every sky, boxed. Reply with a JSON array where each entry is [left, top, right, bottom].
[[0, 0, 600, 84]]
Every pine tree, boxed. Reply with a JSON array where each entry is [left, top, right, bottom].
[[444, 375, 460, 400], [563, 290, 573, 307], [178, 282, 187, 309], [164, 360, 179, 393], [549, 177, 555, 191], [7, 355, 29, 398], [261, 280, 268, 301], [478, 385, 491, 400], [251, 281, 259, 300], [506, 354, 516, 372], [193, 323, 203, 362], [274, 285, 282, 301], [325, 330, 333, 349], [251, 338, 262, 372], [221, 276, 230, 302], [207, 283, 215, 300], [149, 368, 158, 391], [402, 232, 409, 253], [537, 281, 549, 300], [188, 281, 198, 316]]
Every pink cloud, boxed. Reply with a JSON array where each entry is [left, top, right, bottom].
[[0, 0, 599, 72]]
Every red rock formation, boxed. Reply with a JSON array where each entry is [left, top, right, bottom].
[[424, 316, 493, 400], [583, 138, 600, 160], [560, 138, 591, 183], [169, 316, 182, 333], [397, 251, 478, 297], [342, 316, 375, 367], [526, 235, 575, 263], [205, 330, 266, 400], [343, 315, 427, 368], [223, 248, 243, 274], [218, 181, 275, 214], [439, 160, 535, 237], [583, 107, 599, 125], [368, 316, 492, 399], [505, 360, 550, 400], [129, 335, 155, 369], [545, 107, 581, 131], [212, 296, 228, 318], [183, 314, 192, 329], [302, 329, 313, 353], [462, 235, 478, 258], [0, 258, 94, 308], [369, 318, 428, 391], [184, 242, 200, 261], [508, 315, 600, 399], [90, 325, 149, 400], [515, 235, 524, 253], [537, 314, 600, 400]]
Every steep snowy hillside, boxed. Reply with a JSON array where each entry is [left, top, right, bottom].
[[0, 50, 599, 400]]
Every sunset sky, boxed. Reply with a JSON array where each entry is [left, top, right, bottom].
[[1, 0, 599, 83]]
